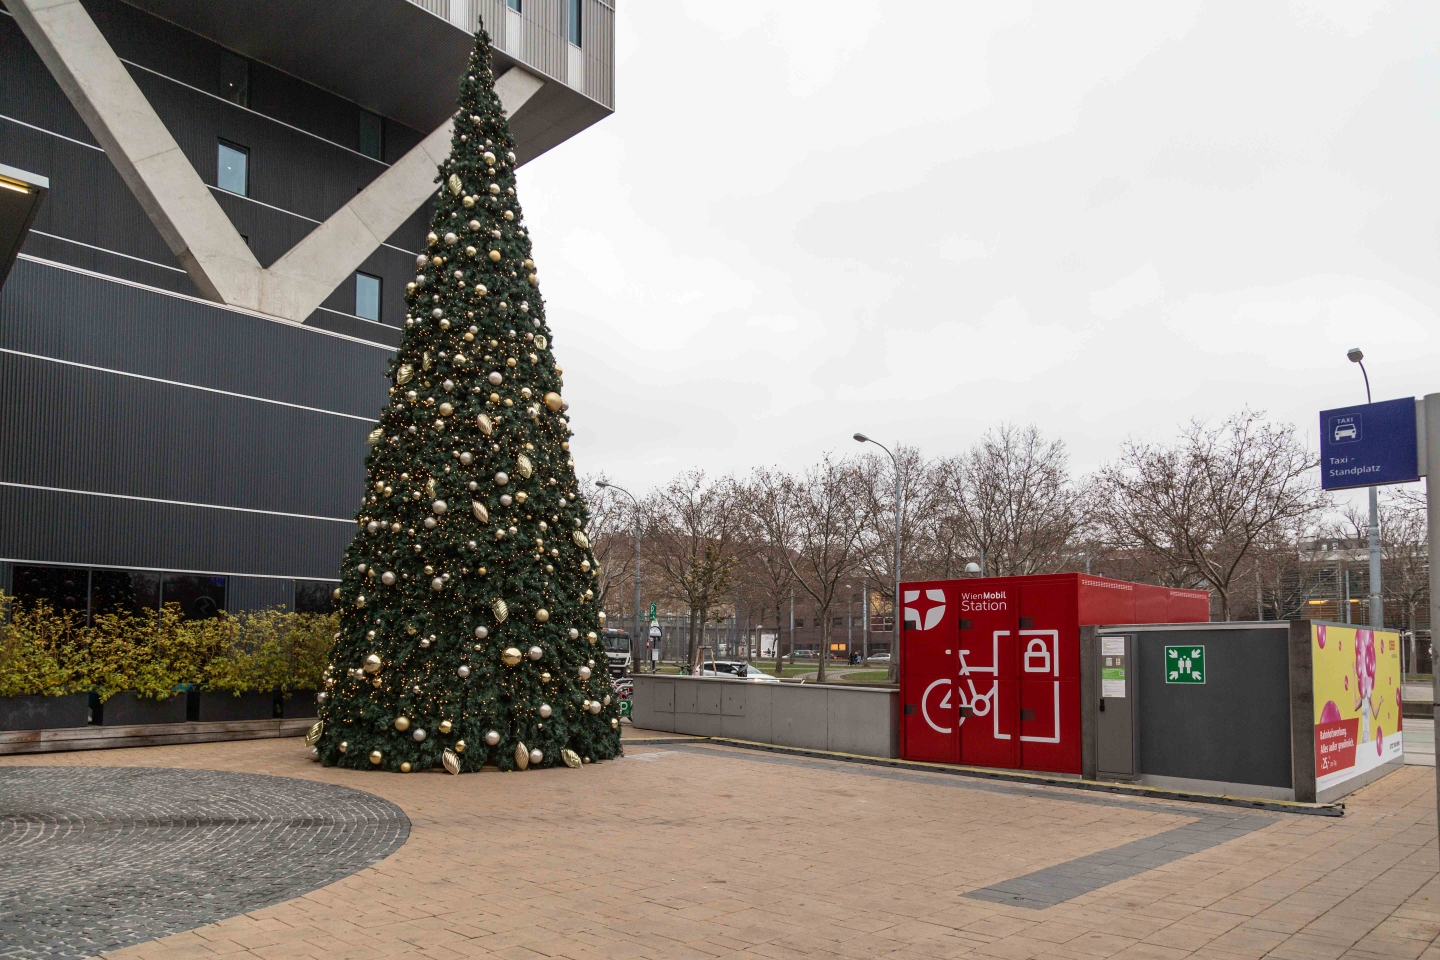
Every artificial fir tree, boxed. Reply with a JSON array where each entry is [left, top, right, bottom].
[[313, 29, 621, 774]]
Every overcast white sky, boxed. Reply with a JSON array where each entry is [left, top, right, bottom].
[[517, 1, 1440, 500]]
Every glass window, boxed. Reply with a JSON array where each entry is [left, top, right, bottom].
[[295, 580, 336, 614], [506, 0, 521, 10], [161, 574, 227, 620], [217, 141, 248, 195], [13, 565, 88, 618], [91, 569, 160, 618], [220, 52, 249, 107], [794, 619, 804, 628], [568, 0, 582, 45], [358, 111, 383, 160], [355, 272, 381, 321]]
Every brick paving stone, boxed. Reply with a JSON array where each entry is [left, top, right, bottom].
[[1, 737, 1439, 960]]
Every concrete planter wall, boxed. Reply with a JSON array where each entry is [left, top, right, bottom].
[[279, 690, 318, 719], [631, 675, 899, 758], [0, 694, 91, 731], [94, 692, 187, 726], [192, 690, 276, 723]]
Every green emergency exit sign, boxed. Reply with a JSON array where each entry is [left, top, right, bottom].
[[1165, 645, 1205, 684]]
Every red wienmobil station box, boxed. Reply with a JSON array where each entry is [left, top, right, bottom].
[[899, 573, 1209, 774]]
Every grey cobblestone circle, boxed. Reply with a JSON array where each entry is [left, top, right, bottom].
[[0, 766, 410, 960]]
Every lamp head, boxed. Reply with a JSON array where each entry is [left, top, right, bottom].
[[1347, 348, 1364, 363], [964, 562, 982, 575], [853, 433, 869, 443], [595, 480, 609, 489]]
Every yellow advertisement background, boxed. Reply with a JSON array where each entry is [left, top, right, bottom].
[[1312, 623, 1402, 741]]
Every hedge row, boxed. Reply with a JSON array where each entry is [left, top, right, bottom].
[[0, 594, 337, 701]]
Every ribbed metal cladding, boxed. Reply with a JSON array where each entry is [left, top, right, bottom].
[[522, 0, 567, 84], [0, 485, 356, 579], [227, 576, 296, 612], [0, 352, 370, 519], [582, 0, 614, 109], [0, 259, 394, 417]]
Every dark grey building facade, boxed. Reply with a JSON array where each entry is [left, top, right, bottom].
[[0, 0, 615, 619]]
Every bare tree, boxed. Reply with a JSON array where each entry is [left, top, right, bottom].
[[741, 468, 799, 675], [935, 424, 1085, 577], [641, 470, 745, 673], [582, 474, 636, 621], [1089, 410, 1328, 620], [852, 445, 930, 670], [769, 456, 867, 683]]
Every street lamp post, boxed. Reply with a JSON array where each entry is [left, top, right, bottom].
[[595, 481, 644, 671], [1347, 349, 1384, 629], [855, 433, 902, 682]]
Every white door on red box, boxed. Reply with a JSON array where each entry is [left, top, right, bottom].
[[956, 586, 1018, 769]]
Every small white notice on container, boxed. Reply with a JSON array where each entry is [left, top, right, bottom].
[[1102, 678, 1126, 698], [1101, 637, 1125, 657]]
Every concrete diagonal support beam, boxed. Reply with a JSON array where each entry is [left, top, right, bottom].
[[7, 0, 545, 324]]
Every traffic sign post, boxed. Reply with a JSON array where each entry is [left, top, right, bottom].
[[1319, 393, 1436, 856]]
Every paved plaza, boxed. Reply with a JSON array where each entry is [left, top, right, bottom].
[[2, 733, 1439, 960]]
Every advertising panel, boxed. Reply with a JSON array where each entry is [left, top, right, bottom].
[[1312, 623, 1403, 792]]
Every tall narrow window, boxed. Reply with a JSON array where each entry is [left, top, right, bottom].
[[506, 0, 521, 9], [568, 0, 582, 45], [355, 272, 381, 321], [216, 141, 248, 195], [358, 111, 383, 160], [220, 52, 249, 106]]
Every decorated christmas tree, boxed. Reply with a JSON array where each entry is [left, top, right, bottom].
[[312, 29, 621, 774]]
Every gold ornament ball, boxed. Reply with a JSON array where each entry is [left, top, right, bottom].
[[540, 671, 552, 682], [611, 718, 619, 729], [535, 608, 550, 623], [363, 654, 383, 674], [501, 646, 523, 666], [339, 741, 349, 753], [394, 716, 410, 732], [488, 250, 502, 262], [369, 750, 383, 765], [400, 762, 412, 773], [544, 392, 563, 412], [455, 739, 467, 753], [439, 720, 453, 734]]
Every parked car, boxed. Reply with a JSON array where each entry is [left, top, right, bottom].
[[868, 653, 891, 662], [696, 661, 780, 683]]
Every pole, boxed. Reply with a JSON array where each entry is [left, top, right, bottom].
[[1424, 393, 1438, 859], [893, 451, 903, 682], [1356, 359, 1384, 628]]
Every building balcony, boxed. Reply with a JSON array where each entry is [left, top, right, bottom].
[[119, 0, 614, 164]]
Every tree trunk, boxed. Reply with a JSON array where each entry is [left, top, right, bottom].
[[774, 603, 783, 677], [817, 612, 829, 683], [689, 605, 703, 674]]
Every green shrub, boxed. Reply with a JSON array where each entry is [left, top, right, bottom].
[[0, 592, 339, 701]]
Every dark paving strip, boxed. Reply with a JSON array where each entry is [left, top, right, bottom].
[[0, 767, 409, 960], [664, 744, 1276, 910]]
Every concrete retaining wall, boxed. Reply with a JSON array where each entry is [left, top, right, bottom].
[[630, 675, 899, 758]]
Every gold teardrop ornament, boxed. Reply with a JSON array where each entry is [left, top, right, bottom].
[[572, 530, 590, 549], [366, 428, 384, 446], [304, 721, 324, 747], [491, 597, 509, 622], [472, 501, 488, 522], [476, 413, 493, 436], [396, 364, 414, 385], [562, 749, 582, 769], [514, 742, 529, 770], [447, 173, 462, 196], [422, 352, 432, 371], [443, 749, 461, 775], [516, 454, 533, 479], [425, 478, 436, 498]]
